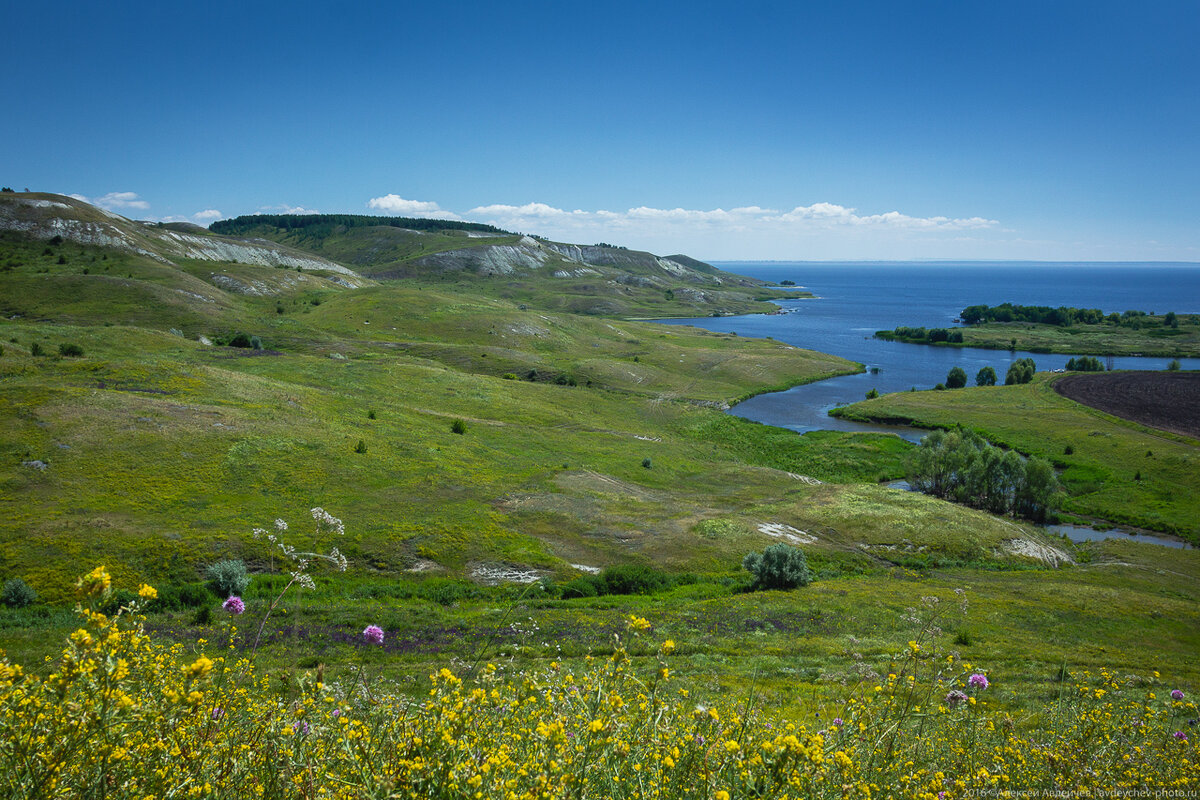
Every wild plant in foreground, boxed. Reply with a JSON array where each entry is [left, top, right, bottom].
[[0, 573, 1195, 798], [248, 508, 348, 653]]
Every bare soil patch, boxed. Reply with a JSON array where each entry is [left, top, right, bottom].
[[1054, 372, 1200, 439]]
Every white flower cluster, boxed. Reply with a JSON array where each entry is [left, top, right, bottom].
[[250, 507, 350, 591], [311, 507, 345, 537]]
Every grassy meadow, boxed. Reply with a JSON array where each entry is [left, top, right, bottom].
[[2, 211, 1199, 795]]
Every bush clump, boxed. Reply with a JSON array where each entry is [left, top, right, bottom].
[[1, 578, 37, 608], [58, 343, 84, 357], [1005, 357, 1036, 385], [558, 564, 674, 598], [205, 559, 250, 599], [451, 419, 467, 435], [742, 543, 812, 590]]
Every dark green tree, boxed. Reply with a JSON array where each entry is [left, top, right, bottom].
[[1005, 358, 1036, 385], [742, 543, 812, 590], [946, 366, 968, 389], [975, 366, 997, 386]]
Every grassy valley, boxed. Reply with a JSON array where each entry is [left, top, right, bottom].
[[1, 194, 1198, 794]]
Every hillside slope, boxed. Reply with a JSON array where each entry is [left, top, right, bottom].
[[0, 192, 1089, 604], [208, 212, 800, 317]]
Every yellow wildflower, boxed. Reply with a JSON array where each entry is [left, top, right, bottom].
[[76, 566, 112, 597]]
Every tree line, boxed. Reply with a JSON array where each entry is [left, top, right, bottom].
[[876, 327, 964, 344], [906, 427, 1061, 523], [960, 303, 1186, 329]]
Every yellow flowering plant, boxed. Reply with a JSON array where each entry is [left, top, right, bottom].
[[0, 572, 1194, 799]]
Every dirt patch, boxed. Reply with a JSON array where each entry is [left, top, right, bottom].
[[1002, 538, 1074, 567], [757, 523, 817, 545], [1054, 372, 1200, 439]]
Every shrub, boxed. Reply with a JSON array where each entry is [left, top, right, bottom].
[[1005, 358, 1036, 385], [742, 543, 812, 590], [1167, 359, 1181, 371], [946, 366, 967, 388], [367, 409, 376, 420], [354, 439, 367, 454], [598, 564, 669, 595], [1065, 356, 1104, 372], [1, 578, 37, 608], [865, 388, 879, 399], [58, 343, 84, 357], [641, 457, 652, 469], [451, 419, 467, 435], [148, 582, 212, 612], [30, 342, 42, 357], [502, 373, 518, 380], [975, 366, 997, 386], [205, 559, 250, 599], [559, 576, 600, 599]]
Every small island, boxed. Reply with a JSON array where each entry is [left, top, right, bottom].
[[876, 302, 1200, 358]]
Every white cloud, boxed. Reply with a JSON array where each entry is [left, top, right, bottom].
[[465, 201, 997, 241], [94, 191, 150, 211], [259, 204, 321, 215], [366, 194, 460, 220], [364, 194, 1004, 258], [193, 209, 222, 221]]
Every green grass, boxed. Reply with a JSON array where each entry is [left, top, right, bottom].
[[4, 538, 1197, 716], [2, 209, 1198, 723], [834, 375, 1200, 541]]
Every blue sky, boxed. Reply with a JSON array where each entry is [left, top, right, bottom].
[[5, 1, 1199, 261]]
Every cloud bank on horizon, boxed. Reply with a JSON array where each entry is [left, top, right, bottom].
[[365, 193, 1001, 259]]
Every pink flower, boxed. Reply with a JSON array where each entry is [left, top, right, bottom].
[[968, 673, 989, 690], [945, 690, 969, 708], [1171, 689, 1185, 701], [1174, 731, 1188, 741], [222, 596, 245, 615], [362, 624, 384, 645], [832, 717, 844, 727]]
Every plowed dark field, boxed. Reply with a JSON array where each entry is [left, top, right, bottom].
[[1054, 371, 1200, 439]]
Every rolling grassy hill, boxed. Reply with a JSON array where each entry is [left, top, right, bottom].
[[1, 192, 1197, 719]]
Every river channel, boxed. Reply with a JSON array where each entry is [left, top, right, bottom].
[[657, 262, 1200, 547]]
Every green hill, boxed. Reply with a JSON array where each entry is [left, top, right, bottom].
[[2, 192, 1197, 717]]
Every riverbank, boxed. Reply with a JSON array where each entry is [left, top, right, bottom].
[[833, 374, 1200, 545]]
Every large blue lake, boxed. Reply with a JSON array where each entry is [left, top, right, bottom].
[[660, 262, 1200, 439]]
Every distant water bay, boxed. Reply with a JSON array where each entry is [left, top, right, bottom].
[[659, 262, 1200, 438]]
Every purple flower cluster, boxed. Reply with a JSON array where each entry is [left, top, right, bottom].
[[1171, 689, 1185, 701], [944, 690, 969, 709], [222, 596, 245, 615], [1174, 731, 1189, 741], [362, 624, 384, 645], [968, 673, 989, 690]]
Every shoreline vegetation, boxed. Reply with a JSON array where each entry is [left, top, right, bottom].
[[875, 303, 1200, 358], [833, 374, 1200, 544]]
